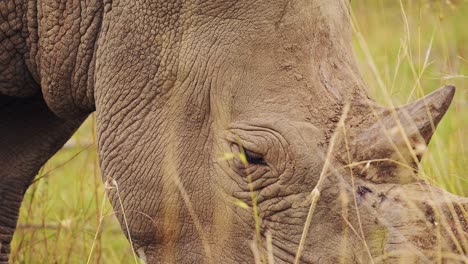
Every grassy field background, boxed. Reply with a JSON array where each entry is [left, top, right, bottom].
[[10, 0, 468, 263]]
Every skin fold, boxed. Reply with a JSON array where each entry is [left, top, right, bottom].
[[0, 0, 467, 263]]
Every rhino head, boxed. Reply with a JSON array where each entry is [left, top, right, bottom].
[[77, 0, 467, 263]]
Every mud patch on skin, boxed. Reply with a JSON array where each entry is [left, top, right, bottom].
[[424, 204, 436, 225], [453, 204, 468, 233], [422, 202, 468, 252], [444, 203, 468, 251], [410, 229, 438, 251], [347, 148, 400, 183]]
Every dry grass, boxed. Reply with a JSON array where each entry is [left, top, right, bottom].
[[10, 0, 467, 263]]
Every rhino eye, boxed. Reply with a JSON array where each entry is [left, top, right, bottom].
[[244, 149, 266, 165], [230, 143, 267, 166]]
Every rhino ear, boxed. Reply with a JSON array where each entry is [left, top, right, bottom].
[[396, 85, 455, 146]]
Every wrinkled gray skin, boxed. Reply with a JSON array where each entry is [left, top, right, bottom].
[[1, 0, 467, 263]]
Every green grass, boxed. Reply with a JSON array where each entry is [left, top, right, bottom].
[[10, 117, 135, 263], [351, 0, 467, 196], [10, 1, 467, 262]]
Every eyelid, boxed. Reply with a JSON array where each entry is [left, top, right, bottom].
[[228, 138, 264, 154]]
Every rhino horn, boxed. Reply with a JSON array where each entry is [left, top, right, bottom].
[[345, 85, 456, 183], [396, 84, 455, 146]]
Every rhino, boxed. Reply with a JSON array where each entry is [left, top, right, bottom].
[[0, 0, 467, 263]]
